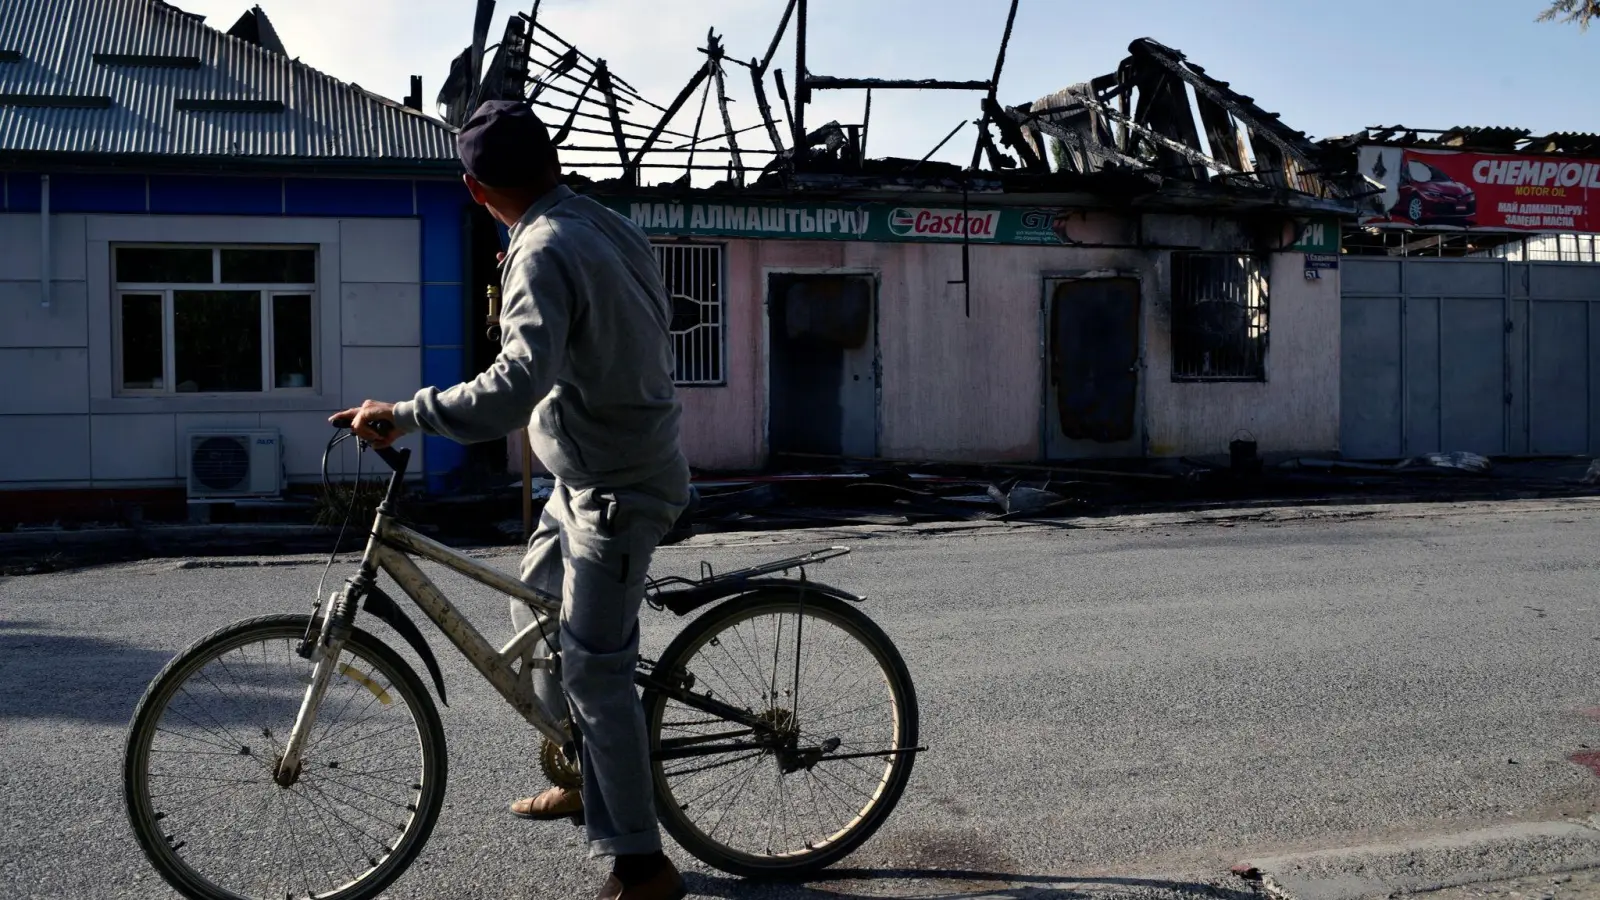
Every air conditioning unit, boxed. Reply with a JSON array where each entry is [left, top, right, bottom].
[[186, 428, 283, 501]]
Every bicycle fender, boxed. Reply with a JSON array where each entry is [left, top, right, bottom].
[[659, 577, 864, 618], [362, 585, 449, 706]]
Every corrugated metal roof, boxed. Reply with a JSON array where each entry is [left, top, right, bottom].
[[1321, 125, 1600, 157], [0, 0, 457, 164]]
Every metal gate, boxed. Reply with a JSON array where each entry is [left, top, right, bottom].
[[1341, 258, 1600, 459]]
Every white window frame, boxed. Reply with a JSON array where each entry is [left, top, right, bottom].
[[111, 244, 320, 398], [652, 242, 727, 386]]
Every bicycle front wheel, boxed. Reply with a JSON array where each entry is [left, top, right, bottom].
[[644, 590, 919, 879], [124, 614, 447, 900]]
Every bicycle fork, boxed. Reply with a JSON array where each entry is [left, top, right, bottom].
[[276, 570, 372, 787]]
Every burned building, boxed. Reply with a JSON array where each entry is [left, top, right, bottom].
[[445, 1, 1368, 472]]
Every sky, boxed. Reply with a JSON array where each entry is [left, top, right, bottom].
[[170, 0, 1600, 177]]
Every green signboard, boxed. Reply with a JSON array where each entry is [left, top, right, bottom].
[[601, 198, 1345, 252], [600, 197, 1080, 246], [1289, 218, 1341, 254]]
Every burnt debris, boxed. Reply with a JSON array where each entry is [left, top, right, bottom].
[[437, 0, 1363, 206]]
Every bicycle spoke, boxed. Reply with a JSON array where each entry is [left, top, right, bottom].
[[305, 675, 390, 755], [679, 753, 767, 810], [651, 597, 914, 868], [298, 779, 402, 853], [705, 756, 766, 841], [314, 720, 415, 758], [307, 771, 415, 813], [131, 622, 436, 900], [153, 724, 248, 755], [661, 750, 765, 779]]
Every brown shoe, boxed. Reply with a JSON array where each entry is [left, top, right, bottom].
[[508, 786, 583, 822], [594, 858, 685, 900]]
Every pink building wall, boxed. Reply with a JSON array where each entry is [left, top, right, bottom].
[[518, 213, 1342, 473], [674, 213, 1339, 471]]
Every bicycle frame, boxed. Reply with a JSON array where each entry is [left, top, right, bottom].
[[276, 444, 573, 784], [275, 438, 807, 786]]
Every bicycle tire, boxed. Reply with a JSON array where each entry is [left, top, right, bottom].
[[643, 589, 918, 879], [124, 614, 448, 900]]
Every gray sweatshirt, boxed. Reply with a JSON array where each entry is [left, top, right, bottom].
[[393, 185, 688, 495]]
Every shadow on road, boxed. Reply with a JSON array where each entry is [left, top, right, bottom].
[[686, 869, 1258, 899], [0, 623, 171, 724]]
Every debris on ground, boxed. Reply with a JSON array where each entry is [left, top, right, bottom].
[[1406, 451, 1492, 474], [639, 452, 1598, 534], [6, 454, 1597, 572]]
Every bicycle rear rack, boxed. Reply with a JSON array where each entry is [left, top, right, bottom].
[[647, 546, 850, 595]]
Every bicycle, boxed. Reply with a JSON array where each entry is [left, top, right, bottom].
[[123, 421, 922, 900]]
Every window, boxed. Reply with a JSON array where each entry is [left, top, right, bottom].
[[114, 246, 318, 394], [653, 243, 725, 385], [1170, 253, 1267, 381]]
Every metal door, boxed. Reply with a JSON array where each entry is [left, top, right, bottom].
[[1517, 263, 1600, 455], [1045, 277, 1142, 458], [767, 274, 878, 459], [1341, 257, 1600, 458]]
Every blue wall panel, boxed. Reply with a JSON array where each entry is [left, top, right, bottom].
[[422, 344, 466, 493], [50, 173, 146, 213], [7, 173, 42, 211], [149, 175, 282, 215], [421, 212, 464, 286], [422, 346, 463, 392], [415, 179, 468, 212], [417, 181, 467, 285], [422, 284, 465, 350], [415, 179, 469, 490], [421, 335, 467, 492], [285, 178, 414, 217], [423, 436, 466, 493]]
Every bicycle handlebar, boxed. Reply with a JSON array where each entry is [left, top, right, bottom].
[[329, 415, 408, 475], [329, 414, 394, 437]]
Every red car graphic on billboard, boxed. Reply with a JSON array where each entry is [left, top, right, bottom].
[[1392, 158, 1477, 226]]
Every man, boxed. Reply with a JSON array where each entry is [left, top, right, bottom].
[[331, 100, 690, 900]]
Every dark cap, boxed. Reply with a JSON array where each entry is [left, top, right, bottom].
[[457, 100, 558, 189]]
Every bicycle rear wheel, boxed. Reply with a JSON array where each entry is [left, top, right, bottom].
[[643, 590, 918, 879], [124, 614, 447, 900]]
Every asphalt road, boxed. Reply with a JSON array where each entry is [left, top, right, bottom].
[[4, 498, 1600, 900]]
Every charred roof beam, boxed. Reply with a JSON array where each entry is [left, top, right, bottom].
[[1007, 107, 1145, 173], [702, 31, 746, 186], [1130, 40, 1313, 173], [982, 98, 1045, 172], [1077, 93, 1240, 177], [804, 76, 991, 91]]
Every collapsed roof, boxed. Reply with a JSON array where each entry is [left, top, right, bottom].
[[1320, 125, 1600, 159], [442, 0, 1363, 213]]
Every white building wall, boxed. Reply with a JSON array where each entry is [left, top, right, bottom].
[[0, 213, 425, 489]]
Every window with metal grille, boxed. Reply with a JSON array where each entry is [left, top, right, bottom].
[[1170, 253, 1268, 381], [653, 243, 725, 385]]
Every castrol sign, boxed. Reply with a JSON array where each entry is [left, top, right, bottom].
[[886, 208, 1001, 240]]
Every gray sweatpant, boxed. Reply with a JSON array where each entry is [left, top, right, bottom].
[[509, 480, 683, 858]]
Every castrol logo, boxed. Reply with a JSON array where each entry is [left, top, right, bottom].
[[886, 207, 1000, 240]]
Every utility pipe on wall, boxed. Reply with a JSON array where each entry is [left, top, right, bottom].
[[39, 174, 50, 308]]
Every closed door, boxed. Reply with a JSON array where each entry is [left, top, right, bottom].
[[1527, 299, 1591, 455], [767, 274, 878, 459], [1343, 258, 1600, 459], [1045, 277, 1142, 458]]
